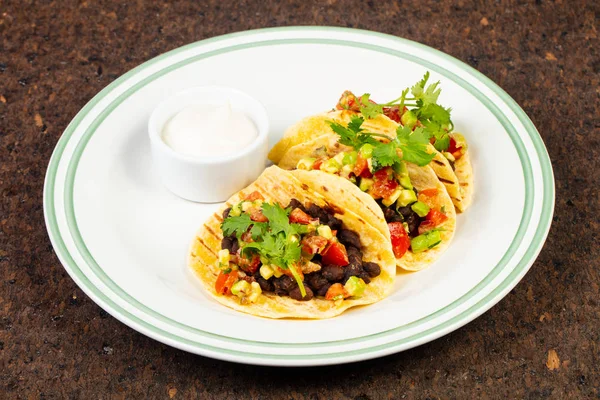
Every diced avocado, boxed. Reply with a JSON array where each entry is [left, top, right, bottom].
[[229, 203, 242, 217], [401, 110, 418, 128], [248, 282, 262, 303], [396, 189, 418, 207], [410, 230, 442, 253], [317, 225, 333, 240], [320, 158, 341, 174], [359, 143, 374, 159], [343, 151, 358, 166], [411, 201, 430, 217], [359, 177, 374, 191], [382, 188, 403, 207], [259, 265, 274, 280], [231, 280, 250, 297], [296, 157, 316, 170], [344, 276, 366, 297], [399, 175, 413, 190], [392, 160, 408, 175], [217, 249, 230, 266]]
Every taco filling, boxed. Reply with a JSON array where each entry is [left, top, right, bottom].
[[294, 116, 450, 259], [215, 191, 382, 304]]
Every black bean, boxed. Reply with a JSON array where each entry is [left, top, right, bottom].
[[359, 272, 371, 284], [221, 237, 234, 251], [274, 288, 287, 296], [321, 265, 344, 281], [344, 263, 364, 281], [306, 273, 329, 290], [287, 199, 307, 213], [406, 213, 422, 237], [338, 229, 361, 248], [223, 207, 232, 219], [307, 204, 327, 220], [289, 286, 314, 301], [277, 275, 297, 292], [317, 283, 332, 297], [397, 206, 412, 219], [363, 262, 381, 277], [231, 239, 240, 254], [347, 245, 362, 259], [327, 216, 342, 230], [242, 276, 255, 283], [256, 276, 273, 292]]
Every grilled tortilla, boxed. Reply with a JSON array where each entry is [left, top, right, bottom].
[[188, 166, 396, 319]]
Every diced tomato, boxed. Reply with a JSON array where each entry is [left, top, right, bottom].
[[418, 188, 439, 209], [418, 220, 437, 235], [313, 158, 325, 170], [248, 207, 268, 222], [301, 235, 329, 255], [325, 283, 348, 300], [336, 90, 362, 111], [452, 150, 463, 160], [371, 168, 398, 199], [426, 209, 448, 226], [289, 208, 313, 224], [383, 106, 401, 123], [215, 270, 238, 295], [353, 155, 372, 178], [239, 253, 261, 274], [388, 222, 410, 258], [448, 137, 461, 153], [321, 241, 349, 266], [244, 191, 264, 201]]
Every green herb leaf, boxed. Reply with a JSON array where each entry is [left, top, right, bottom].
[[221, 212, 253, 238], [371, 141, 399, 170], [359, 94, 384, 119], [395, 126, 435, 166]]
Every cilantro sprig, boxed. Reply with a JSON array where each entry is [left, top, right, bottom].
[[221, 202, 308, 296], [327, 116, 435, 171], [355, 72, 454, 151]]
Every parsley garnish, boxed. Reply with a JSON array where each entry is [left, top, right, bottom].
[[355, 72, 454, 151], [221, 202, 308, 296]]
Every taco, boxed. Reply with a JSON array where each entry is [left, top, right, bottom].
[[188, 166, 396, 319], [271, 113, 456, 272], [332, 72, 474, 212]]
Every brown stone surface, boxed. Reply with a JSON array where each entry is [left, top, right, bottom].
[[1, 0, 598, 398]]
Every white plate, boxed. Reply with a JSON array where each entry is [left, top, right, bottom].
[[44, 27, 554, 366]]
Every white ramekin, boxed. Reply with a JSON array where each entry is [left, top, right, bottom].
[[148, 86, 269, 203]]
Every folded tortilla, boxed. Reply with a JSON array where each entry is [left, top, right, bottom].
[[271, 112, 457, 271], [188, 166, 396, 319]]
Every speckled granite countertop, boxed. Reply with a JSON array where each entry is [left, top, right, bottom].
[[1, 0, 598, 398]]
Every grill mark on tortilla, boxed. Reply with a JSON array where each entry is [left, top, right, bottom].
[[439, 177, 457, 185], [203, 224, 220, 241], [321, 186, 328, 192], [196, 237, 217, 257], [460, 182, 469, 187], [301, 183, 309, 190], [432, 159, 446, 166]]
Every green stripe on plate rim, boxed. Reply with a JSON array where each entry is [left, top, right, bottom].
[[44, 27, 554, 361]]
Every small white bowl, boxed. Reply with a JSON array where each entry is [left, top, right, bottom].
[[148, 86, 269, 203]]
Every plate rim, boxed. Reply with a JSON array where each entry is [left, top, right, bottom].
[[44, 26, 555, 365]]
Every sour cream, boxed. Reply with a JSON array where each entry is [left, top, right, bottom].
[[162, 102, 258, 158]]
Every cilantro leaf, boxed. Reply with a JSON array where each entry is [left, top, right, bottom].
[[395, 126, 435, 166], [221, 213, 253, 238], [328, 116, 379, 151], [250, 222, 267, 240], [260, 202, 291, 235], [371, 141, 399, 170], [359, 94, 384, 119]]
